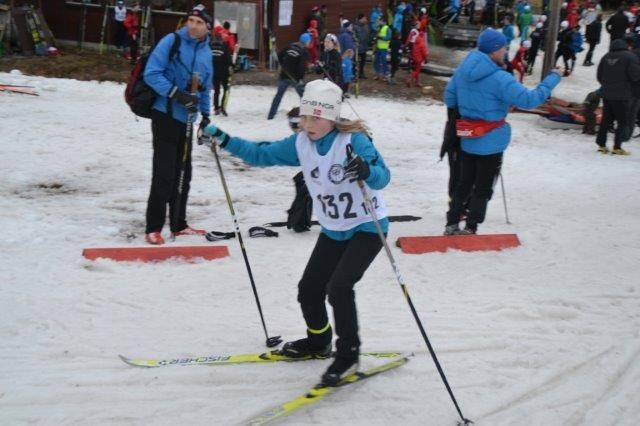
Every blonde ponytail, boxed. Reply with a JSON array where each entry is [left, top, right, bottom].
[[335, 118, 371, 138]]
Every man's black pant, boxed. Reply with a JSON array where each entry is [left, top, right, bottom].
[[596, 98, 629, 150], [146, 110, 191, 234], [526, 47, 539, 72], [213, 76, 229, 110], [297, 232, 383, 357], [584, 42, 597, 63], [358, 51, 367, 77], [446, 151, 502, 230]]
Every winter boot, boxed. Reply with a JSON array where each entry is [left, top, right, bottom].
[[221, 108, 228, 117], [172, 226, 206, 237], [457, 226, 477, 235], [611, 148, 631, 155], [597, 146, 610, 154], [444, 223, 460, 235], [321, 353, 359, 386], [145, 232, 165, 245], [214, 108, 221, 116]]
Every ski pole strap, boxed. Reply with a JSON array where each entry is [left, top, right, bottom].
[[205, 230, 236, 242], [248, 226, 279, 238]]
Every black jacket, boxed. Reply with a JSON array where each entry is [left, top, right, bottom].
[[586, 19, 602, 44], [278, 42, 309, 81], [530, 28, 543, 51], [597, 39, 640, 100], [210, 36, 232, 80], [316, 49, 342, 85], [606, 11, 628, 41]]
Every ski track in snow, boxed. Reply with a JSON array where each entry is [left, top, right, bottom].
[[1, 30, 640, 425]]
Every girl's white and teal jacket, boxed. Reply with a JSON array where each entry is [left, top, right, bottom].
[[222, 129, 391, 241]]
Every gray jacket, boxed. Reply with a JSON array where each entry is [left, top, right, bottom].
[[353, 22, 370, 54]]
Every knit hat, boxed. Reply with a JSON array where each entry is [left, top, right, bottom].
[[342, 19, 352, 28], [299, 79, 343, 122], [560, 20, 569, 29], [536, 22, 543, 28], [188, 4, 213, 29], [299, 32, 312, 45], [477, 28, 507, 54], [522, 40, 531, 49]]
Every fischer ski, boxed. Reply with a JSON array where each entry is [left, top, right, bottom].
[[119, 350, 404, 368], [246, 353, 412, 425]]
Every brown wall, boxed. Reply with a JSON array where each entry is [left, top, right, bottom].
[[38, 0, 382, 65], [271, 0, 381, 51]]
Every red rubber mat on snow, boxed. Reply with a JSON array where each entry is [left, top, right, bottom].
[[396, 234, 520, 254], [82, 245, 229, 262]]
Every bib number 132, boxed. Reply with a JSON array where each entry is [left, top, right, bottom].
[[317, 193, 379, 219]]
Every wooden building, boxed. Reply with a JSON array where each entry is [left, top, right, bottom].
[[27, 0, 382, 67]]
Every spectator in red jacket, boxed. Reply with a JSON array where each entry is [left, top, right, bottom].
[[221, 21, 237, 60], [510, 39, 530, 82], [123, 9, 139, 62], [307, 19, 320, 65], [407, 30, 428, 87]]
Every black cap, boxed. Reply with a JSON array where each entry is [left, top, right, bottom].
[[188, 4, 213, 29]]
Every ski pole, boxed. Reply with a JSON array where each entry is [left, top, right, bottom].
[[346, 145, 473, 426], [172, 73, 199, 239], [208, 141, 282, 349], [499, 173, 511, 224]]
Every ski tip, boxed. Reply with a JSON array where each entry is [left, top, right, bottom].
[[118, 354, 157, 368]]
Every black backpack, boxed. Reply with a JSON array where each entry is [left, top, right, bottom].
[[124, 33, 181, 118], [286, 172, 313, 232]]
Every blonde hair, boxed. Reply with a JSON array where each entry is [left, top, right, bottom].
[[335, 118, 371, 137]]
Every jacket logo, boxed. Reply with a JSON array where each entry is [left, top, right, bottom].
[[606, 58, 619, 65], [328, 164, 346, 184], [310, 167, 320, 179]]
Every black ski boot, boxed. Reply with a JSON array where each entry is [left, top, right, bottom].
[[279, 338, 331, 359], [321, 354, 359, 386]]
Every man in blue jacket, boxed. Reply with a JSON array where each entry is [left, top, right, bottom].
[[443, 28, 561, 235], [142, 5, 213, 245]]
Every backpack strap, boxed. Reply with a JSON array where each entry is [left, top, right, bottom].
[[166, 32, 181, 115]]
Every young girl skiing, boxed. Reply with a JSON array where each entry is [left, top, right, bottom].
[[204, 79, 391, 386]]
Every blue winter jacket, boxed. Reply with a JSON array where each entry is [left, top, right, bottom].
[[570, 31, 584, 53], [393, 7, 405, 33], [444, 50, 561, 155], [222, 129, 390, 240], [370, 8, 382, 31], [502, 24, 515, 45], [144, 26, 213, 123], [449, 0, 461, 13], [338, 28, 355, 53]]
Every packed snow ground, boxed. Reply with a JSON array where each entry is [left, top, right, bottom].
[[1, 34, 640, 425]]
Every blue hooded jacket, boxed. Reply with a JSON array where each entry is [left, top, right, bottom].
[[144, 26, 213, 123], [444, 50, 561, 155]]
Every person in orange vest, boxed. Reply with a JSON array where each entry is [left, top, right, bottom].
[[123, 9, 139, 63]]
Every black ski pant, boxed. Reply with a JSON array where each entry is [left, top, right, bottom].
[[526, 47, 539, 72], [213, 76, 229, 110], [447, 147, 462, 200], [584, 42, 597, 64], [115, 21, 126, 48], [297, 232, 383, 358], [145, 110, 192, 234], [596, 98, 629, 150], [358, 51, 367, 77], [446, 151, 503, 231], [555, 48, 570, 71]]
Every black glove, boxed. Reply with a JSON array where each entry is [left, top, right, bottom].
[[170, 87, 198, 113], [197, 115, 210, 146], [344, 155, 370, 181]]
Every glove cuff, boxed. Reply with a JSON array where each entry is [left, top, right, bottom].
[[218, 132, 230, 148]]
